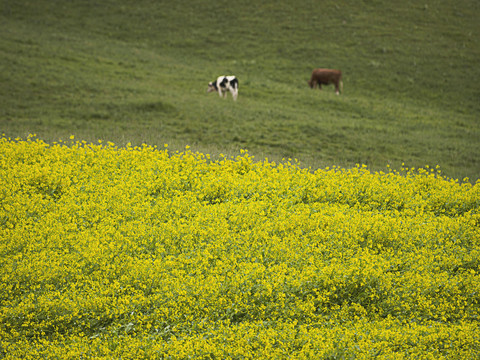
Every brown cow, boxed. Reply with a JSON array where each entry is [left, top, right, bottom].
[[308, 68, 343, 95]]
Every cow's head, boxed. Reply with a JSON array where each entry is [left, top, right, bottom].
[[207, 82, 216, 93], [308, 80, 314, 88]]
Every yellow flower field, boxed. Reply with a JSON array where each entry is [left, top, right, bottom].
[[1, 135, 479, 359]]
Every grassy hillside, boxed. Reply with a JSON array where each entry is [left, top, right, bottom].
[[1, 0, 479, 180]]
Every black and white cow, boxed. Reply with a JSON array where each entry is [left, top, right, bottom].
[[207, 75, 239, 101]]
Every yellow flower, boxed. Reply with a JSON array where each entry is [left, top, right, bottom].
[[1, 135, 479, 359]]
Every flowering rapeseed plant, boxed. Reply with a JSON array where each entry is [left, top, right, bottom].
[[1, 135, 479, 359]]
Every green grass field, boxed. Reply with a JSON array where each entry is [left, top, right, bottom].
[[1, 0, 479, 180]]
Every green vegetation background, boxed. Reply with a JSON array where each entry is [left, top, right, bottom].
[[1, 0, 479, 180]]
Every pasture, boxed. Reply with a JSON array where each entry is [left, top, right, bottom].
[[1, 0, 479, 180]]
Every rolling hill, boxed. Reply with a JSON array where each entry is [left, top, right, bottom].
[[1, 0, 479, 180]]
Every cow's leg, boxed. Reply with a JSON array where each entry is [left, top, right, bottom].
[[231, 88, 238, 101], [335, 81, 340, 95], [218, 89, 223, 98]]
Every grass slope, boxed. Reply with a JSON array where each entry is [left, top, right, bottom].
[[1, 0, 479, 180]]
